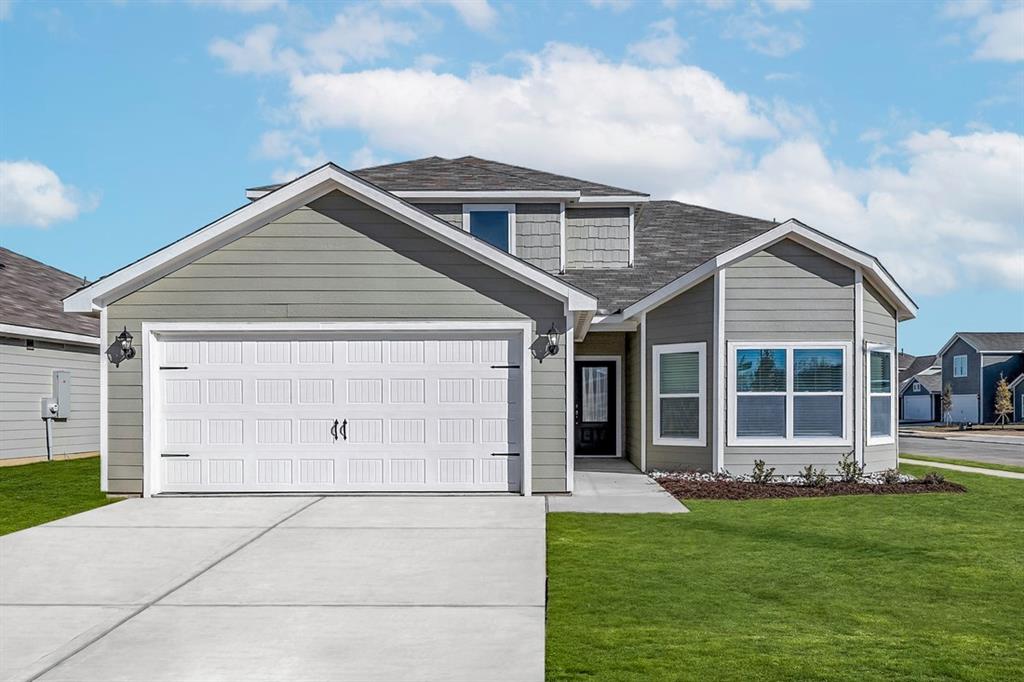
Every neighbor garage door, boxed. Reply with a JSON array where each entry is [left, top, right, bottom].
[[156, 333, 523, 493], [902, 395, 933, 422], [950, 394, 979, 423]]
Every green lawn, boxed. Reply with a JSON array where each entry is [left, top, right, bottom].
[[547, 465, 1023, 681], [900, 453, 1024, 475], [0, 457, 119, 535]]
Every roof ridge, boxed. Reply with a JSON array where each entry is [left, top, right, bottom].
[[642, 199, 777, 227], [0, 246, 87, 283], [456, 155, 648, 195]]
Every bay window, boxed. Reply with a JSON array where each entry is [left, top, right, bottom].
[[653, 342, 706, 445], [869, 348, 894, 442], [730, 343, 849, 444]]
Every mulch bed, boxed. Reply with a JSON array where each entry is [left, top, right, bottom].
[[654, 477, 967, 501]]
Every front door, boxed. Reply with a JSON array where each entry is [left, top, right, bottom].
[[574, 360, 617, 456]]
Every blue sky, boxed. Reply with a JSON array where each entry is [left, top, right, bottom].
[[1, 0, 1021, 355]]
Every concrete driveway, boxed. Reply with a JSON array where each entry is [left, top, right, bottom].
[[0, 496, 546, 682]]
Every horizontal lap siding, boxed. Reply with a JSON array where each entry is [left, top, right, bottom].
[[575, 332, 626, 357], [625, 331, 642, 468], [0, 338, 99, 459], [515, 204, 561, 273], [415, 203, 462, 229], [863, 282, 898, 470], [724, 240, 857, 475], [646, 278, 714, 472], [107, 191, 566, 495], [566, 208, 629, 269]]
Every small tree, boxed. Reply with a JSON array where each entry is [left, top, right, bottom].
[[941, 383, 953, 424], [993, 373, 1013, 428]]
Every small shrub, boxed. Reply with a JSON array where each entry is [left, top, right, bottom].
[[799, 465, 828, 487], [923, 471, 946, 485], [837, 452, 865, 483], [750, 459, 776, 484], [881, 468, 902, 485]]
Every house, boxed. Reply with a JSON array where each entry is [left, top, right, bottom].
[[898, 353, 939, 422], [936, 332, 1024, 423], [63, 157, 917, 496], [1010, 373, 1024, 422], [1, 248, 101, 463]]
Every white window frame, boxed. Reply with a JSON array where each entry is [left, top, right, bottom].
[[913, 382, 921, 392], [868, 344, 896, 445], [653, 342, 706, 447], [462, 204, 516, 256], [727, 341, 851, 447], [952, 354, 968, 378]]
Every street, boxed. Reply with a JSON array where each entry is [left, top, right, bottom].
[[900, 436, 1024, 468]]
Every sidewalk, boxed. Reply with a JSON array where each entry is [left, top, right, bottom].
[[900, 458, 1024, 480]]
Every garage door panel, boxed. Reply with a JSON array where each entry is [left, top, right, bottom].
[[950, 394, 979, 423], [157, 334, 524, 492], [902, 395, 932, 422]]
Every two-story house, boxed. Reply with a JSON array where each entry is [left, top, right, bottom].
[[936, 332, 1024, 423], [64, 157, 917, 496]]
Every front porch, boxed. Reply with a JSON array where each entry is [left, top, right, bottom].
[[547, 458, 686, 513]]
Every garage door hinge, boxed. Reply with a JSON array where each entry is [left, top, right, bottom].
[[490, 452, 521, 457], [490, 364, 520, 369], [160, 453, 191, 457]]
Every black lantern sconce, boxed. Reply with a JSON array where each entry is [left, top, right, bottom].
[[105, 327, 136, 367], [545, 324, 560, 357]]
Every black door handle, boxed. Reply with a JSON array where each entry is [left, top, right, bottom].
[[340, 419, 348, 441], [331, 419, 339, 441]]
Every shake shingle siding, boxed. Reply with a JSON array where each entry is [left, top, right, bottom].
[[566, 208, 630, 269], [515, 204, 561, 273]]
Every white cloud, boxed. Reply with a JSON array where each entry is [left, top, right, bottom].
[[764, 0, 812, 11], [304, 6, 418, 70], [627, 18, 687, 66], [942, 0, 1024, 62], [209, 24, 300, 74], [725, 14, 805, 56], [765, 71, 798, 81], [188, 0, 287, 12], [441, 0, 497, 31], [0, 160, 95, 228], [0, 0, 13, 22], [588, 0, 634, 11]]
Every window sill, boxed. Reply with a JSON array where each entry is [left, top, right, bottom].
[[727, 437, 852, 447], [653, 436, 706, 447], [867, 436, 895, 446]]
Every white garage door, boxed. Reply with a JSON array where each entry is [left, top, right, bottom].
[[902, 395, 933, 422], [156, 334, 523, 493], [950, 394, 979, 423]]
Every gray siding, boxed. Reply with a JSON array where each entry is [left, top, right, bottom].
[[575, 331, 626, 357], [1014, 381, 1024, 422], [723, 240, 860, 474], [862, 282, 898, 471], [645, 278, 714, 472], [415, 203, 462, 229], [566, 207, 629, 269], [940, 338, 980, 397], [624, 330, 642, 468], [515, 204, 561, 273], [106, 191, 566, 495], [0, 337, 99, 459], [981, 353, 1023, 423]]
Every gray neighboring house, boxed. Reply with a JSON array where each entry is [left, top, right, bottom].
[[936, 332, 1024, 423], [1, 248, 100, 462], [1009, 373, 1024, 422], [898, 353, 939, 422], [63, 157, 917, 496]]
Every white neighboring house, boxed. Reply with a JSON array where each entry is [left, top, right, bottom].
[[0, 248, 100, 463]]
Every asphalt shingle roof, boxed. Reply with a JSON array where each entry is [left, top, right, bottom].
[[899, 354, 938, 383], [904, 371, 942, 394], [0, 247, 98, 337], [559, 200, 778, 313], [957, 332, 1024, 353], [250, 156, 648, 197]]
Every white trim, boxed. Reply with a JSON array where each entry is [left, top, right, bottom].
[[727, 341, 853, 447], [140, 320, 535, 497], [575, 195, 650, 205], [622, 220, 917, 322], [952, 354, 968, 378], [854, 269, 865, 465], [589, 314, 639, 333], [66, 165, 597, 313], [627, 206, 635, 267], [652, 342, 707, 447], [559, 202, 567, 274], [640, 311, 647, 472], [935, 333, 980, 358], [1008, 373, 1024, 390], [461, 203, 517, 256], [576, 354, 625, 458], [714, 270, 725, 472], [867, 344, 896, 445], [402, 190, 578, 201], [99, 307, 109, 492], [565, 306, 575, 491], [0, 323, 99, 346]]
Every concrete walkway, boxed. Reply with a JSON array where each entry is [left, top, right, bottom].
[[0, 496, 546, 682], [900, 458, 1024, 480], [546, 458, 687, 513]]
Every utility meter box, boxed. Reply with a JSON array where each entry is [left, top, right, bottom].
[[40, 397, 59, 419], [52, 370, 71, 419]]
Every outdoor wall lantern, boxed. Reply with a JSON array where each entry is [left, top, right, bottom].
[[105, 326, 136, 367], [546, 324, 560, 357]]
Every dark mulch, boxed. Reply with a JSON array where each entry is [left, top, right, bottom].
[[655, 477, 967, 501]]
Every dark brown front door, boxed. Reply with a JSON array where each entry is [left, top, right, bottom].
[[574, 360, 617, 456]]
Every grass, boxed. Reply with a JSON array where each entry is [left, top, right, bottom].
[[0, 457, 120, 535], [546, 465, 1023, 681], [900, 453, 1024, 475]]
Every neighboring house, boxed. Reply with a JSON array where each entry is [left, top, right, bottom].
[[899, 353, 937, 385], [900, 370, 941, 423], [0, 248, 101, 462], [936, 332, 1024, 424], [63, 157, 917, 496], [1009, 374, 1024, 423]]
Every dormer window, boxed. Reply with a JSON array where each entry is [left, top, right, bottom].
[[463, 204, 516, 254]]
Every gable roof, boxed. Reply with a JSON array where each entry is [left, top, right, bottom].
[[65, 163, 598, 313], [901, 370, 942, 395], [248, 156, 648, 199], [937, 332, 1024, 357], [899, 354, 938, 383], [0, 247, 99, 340], [561, 200, 778, 313]]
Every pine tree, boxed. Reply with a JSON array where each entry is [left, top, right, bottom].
[[941, 383, 953, 424], [993, 373, 1012, 427]]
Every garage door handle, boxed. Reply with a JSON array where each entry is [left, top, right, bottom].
[[340, 419, 347, 441], [491, 452, 520, 457], [331, 419, 339, 442]]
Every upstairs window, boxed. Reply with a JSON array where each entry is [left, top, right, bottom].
[[952, 354, 968, 378], [463, 204, 515, 254]]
